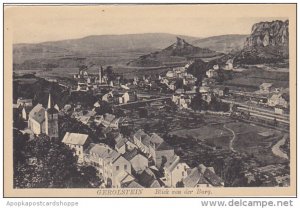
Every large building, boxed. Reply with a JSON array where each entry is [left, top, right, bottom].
[[27, 93, 59, 139]]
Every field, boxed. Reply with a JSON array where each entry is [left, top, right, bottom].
[[165, 113, 287, 166], [227, 122, 288, 165], [224, 65, 289, 91]]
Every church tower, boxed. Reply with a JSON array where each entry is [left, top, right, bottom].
[[45, 93, 59, 139]]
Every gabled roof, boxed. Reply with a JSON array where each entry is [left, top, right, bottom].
[[62, 132, 89, 146], [183, 164, 222, 187], [116, 171, 135, 184], [183, 166, 207, 187], [133, 129, 146, 139], [260, 83, 273, 88], [155, 141, 173, 151], [88, 143, 112, 158], [115, 134, 126, 149], [104, 150, 121, 164], [121, 180, 144, 188], [137, 168, 158, 188], [123, 148, 139, 161], [28, 104, 45, 124], [149, 133, 164, 146], [130, 154, 148, 172], [164, 155, 180, 172], [203, 168, 224, 186]]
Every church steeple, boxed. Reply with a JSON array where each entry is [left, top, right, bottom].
[[48, 93, 54, 109], [45, 93, 59, 139]]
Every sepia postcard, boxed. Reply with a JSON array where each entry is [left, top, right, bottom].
[[3, 3, 297, 197]]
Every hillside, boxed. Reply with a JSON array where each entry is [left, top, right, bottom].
[[127, 37, 222, 67], [235, 20, 289, 64], [192, 34, 248, 53], [13, 33, 199, 65]]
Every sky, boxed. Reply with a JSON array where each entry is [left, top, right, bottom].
[[5, 4, 292, 44]]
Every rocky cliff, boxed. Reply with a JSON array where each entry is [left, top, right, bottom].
[[244, 20, 289, 48], [235, 20, 289, 64]]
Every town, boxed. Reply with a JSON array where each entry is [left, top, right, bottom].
[[13, 51, 290, 188], [12, 19, 290, 189]]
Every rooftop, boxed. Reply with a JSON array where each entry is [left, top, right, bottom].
[[62, 132, 89, 146]]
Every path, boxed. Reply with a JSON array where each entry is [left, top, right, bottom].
[[223, 124, 236, 152]]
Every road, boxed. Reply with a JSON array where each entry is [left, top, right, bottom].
[[116, 96, 172, 107], [223, 124, 236, 152], [272, 134, 289, 160]]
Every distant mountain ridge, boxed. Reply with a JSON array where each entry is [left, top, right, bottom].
[[192, 34, 247, 53]]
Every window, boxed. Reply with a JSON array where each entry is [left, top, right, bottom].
[[116, 166, 119, 171], [124, 165, 127, 170]]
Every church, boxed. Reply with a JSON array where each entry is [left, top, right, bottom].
[[27, 94, 59, 139]]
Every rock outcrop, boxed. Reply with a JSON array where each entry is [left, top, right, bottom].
[[244, 20, 289, 48], [235, 20, 289, 64], [127, 37, 221, 67]]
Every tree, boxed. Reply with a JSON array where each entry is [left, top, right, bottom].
[[190, 93, 204, 111], [13, 134, 100, 188]]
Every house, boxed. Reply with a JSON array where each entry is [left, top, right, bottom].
[[212, 87, 229, 97], [84, 143, 113, 176], [148, 134, 175, 168], [115, 171, 135, 188], [274, 106, 289, 115], [202, 77, 215, 86], [168, 81, 176, 91], [162, 155, 189, 187], [213, 65, 219, 70], [199, 86, 211, 94], [183, 164, 224, 187], [102, 92, 114, 103], [172, 94, 191, 109], [28, 104, 46, 135], [123, 148, 148, 173], [129, 154, 149, 174], [76, 82, 89, 92], [133, 129, 152, 155], [114, 134, 126, 154], [206, 69, 218, 78], [118, 92, 130, 104], [268, 92, 289, 108], [17, 98, 33, 107], [102, 151, 131, 188], [62, 132, 90, 163], [225, 59, 234, 70], [21, 105, 33, 120], [101, 113, 121, 129], [136, 168, 161, 188], [175, 88, 185, 94], [166, 71, 175, 78], [260, 83, 273, 93], [121, 180, 144, 188], [93, 101, 101, 108]]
